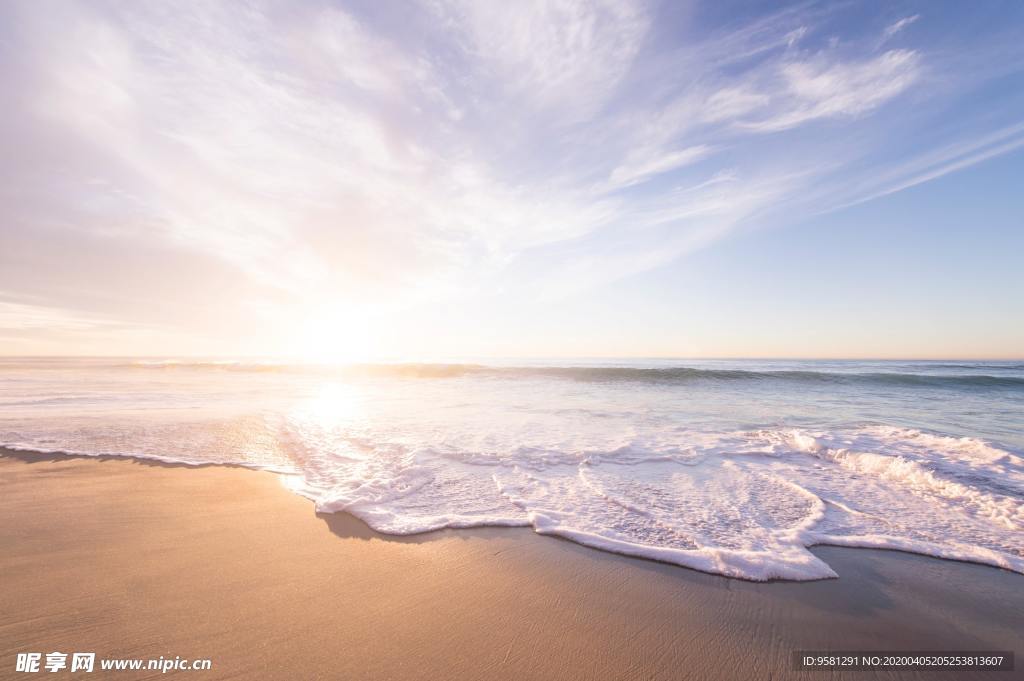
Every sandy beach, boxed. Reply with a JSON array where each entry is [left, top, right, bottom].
[[1, 448, 1020, 681], [3, 0, 1023, 678]]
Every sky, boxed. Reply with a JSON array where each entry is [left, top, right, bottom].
[[1, 0, 1022, 360]]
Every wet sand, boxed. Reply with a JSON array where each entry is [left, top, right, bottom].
[[1, 448, 1020, 680]]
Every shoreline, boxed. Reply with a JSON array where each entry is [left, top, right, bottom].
[[1, 448, 1021, 680], [2, 445, 1021, 583]]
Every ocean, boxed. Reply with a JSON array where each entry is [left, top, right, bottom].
[[1, 357, 1021, 580]]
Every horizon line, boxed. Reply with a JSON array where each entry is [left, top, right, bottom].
[[2, 354, 1022, 363]]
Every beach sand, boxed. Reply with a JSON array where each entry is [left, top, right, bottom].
[[1, 448, 1020, 680]]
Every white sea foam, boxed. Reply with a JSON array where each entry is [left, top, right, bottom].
[[1, 358, 1021, 580]]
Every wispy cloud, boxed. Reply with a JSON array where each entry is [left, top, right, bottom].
[[822, 121, 1024, 212], [739, 49, 921, 132], [431, 0, 650, 122], [883, 14, 920, 41], [0, 300, 106, 332], [0, 0, 1021, 353], [607, 145, 715, 189]]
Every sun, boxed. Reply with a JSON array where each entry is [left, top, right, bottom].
[[288, 305, 375, 365]]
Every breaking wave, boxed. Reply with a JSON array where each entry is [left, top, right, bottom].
[[91, 360, 1024, 389], [2, 357, 1022, 581]]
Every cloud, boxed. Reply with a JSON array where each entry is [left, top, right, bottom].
[[431, 0, 650, 122], [822, 121, 1024, 211], [702, 88, 772, 124], [608, 145, 715, 189], [0, 0, 1020, 353], [785, 26, 808, 48], [740, 49, 921, 132], [883, 14, 920, 41], [0, 300, 107, 332]]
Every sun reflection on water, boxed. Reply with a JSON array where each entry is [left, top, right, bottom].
[[296, 382, 364, 427]]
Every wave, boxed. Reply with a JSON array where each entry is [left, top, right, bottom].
[[515, 367, 1024, 388], [105, 361, 1024, 389], [4, 357, 1020, 389], [3, 421, 1022, 581], [0, 442, 297, 474]]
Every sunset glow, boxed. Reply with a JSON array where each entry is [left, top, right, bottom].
[[0, 1, 1022, 359], [2, 4, 1023, 680], [289, 306, 379, 365]]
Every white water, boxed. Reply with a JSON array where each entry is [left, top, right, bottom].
[[1, 357, 1022, 580]]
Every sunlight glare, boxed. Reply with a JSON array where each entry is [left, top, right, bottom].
[[297, 382, 364, 428], [290, 304, 375, 365]]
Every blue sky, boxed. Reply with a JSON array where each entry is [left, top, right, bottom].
[[0, 0, 1022, 358]]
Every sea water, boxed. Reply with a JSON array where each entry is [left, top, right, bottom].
[[1, 357, 1021, 580]]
